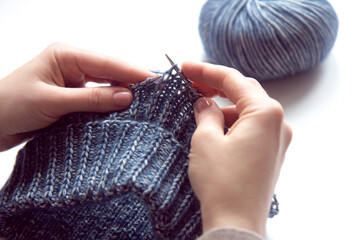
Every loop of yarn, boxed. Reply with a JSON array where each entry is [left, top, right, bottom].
[[199, 0, 339, 81]]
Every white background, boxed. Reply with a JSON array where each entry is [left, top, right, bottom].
[[0, 1, 359, 239]]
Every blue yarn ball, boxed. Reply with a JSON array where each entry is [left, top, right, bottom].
[[199, 0, 339, 81]]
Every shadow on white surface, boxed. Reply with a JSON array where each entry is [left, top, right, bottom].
[[262, 66, 324, 108], [261, 53, 339, 116]]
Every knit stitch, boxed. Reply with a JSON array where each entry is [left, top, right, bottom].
[[0, 65, 278, 240]]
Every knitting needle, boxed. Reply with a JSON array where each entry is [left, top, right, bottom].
[[165, 54, 188, 79], [165, 54, 175, 66]]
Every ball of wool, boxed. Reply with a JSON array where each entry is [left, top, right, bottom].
[[199, 0, 339, 81]]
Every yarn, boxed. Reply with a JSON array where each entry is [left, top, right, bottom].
[[199, 0, 339, 81], [0, 66, 203, 240], [0, 65, 280, 240]]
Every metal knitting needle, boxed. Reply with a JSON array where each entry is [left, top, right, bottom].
[[165, 54, 188, 79], [165, 54, 175, 66]]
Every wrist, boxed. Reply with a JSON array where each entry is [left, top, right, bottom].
[[200, 200, 267, 237]]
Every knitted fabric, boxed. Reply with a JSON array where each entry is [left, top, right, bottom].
[[0, 65, 278, 240]]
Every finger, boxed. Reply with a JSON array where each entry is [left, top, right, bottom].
[[191, 82, 227, 98], [280, 121, 293, 161], [221, 106, 239, 128], [182, 61, 268, 109], [84, 75, 132, 87], [54, 86, 134, 114], [191, 82, 219, 98], [193, 97, 225, 136], [0, 132, 31, 152], [43, 43, 155, 86]]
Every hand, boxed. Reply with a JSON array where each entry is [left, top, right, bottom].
[[0, 43, 153, 151], [182, 62, 292, 237]]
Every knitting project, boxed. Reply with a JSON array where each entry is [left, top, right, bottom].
[[0, 65, 278, 240]]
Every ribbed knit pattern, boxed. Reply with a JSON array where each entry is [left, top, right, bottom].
[[0, 66, 202, 240], [0, 66, 279, 240]]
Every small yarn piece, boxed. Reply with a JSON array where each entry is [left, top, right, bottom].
[[0, 65, 279, 240], [199, 0, 339, 81]]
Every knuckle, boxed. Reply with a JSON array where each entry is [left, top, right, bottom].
[[284, 122, 293, 143], [41, 43, 67, 67], [225, 67, 242, 79], [262, 99, 285, 122], [222, 67, 243, 88], [88, 88, 103, 109], [46, 42, 62, 50], [246, 77, 261, 87], [44, 42, 66, 54]]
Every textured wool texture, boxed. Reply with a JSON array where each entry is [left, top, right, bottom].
[[0, 66, 278, 240], [199, 0, 339, 81]]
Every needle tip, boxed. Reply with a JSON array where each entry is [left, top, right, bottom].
[[165, 54, 175, 66]]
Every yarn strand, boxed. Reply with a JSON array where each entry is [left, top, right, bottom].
[[199, 0, 338, 81]]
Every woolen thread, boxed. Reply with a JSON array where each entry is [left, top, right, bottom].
[[0, 66, 280, 240], [0, 66, 203, 240], [199, 0, 339, 81]]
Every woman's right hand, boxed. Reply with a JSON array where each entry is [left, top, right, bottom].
[[182, 62, 292, 237]]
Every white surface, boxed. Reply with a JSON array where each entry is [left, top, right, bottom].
[[0, 1, 359, 239]]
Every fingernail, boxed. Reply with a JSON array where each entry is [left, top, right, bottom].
[[113, 91, 132, 108], [195, 97, 212, 113]]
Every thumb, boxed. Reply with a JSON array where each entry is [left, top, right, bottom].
[[193, 97, 225, 136], [56, 86, 133, 114]]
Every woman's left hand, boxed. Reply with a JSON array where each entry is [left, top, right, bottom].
[[0, 43, 153, 151]]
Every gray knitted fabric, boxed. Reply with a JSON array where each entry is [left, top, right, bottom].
[[0, 65, 278, 240]]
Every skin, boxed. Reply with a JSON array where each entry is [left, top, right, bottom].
[[0, 43, 154, 151], [0, 44, 292, 238], [182, 62, 292, 237]]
